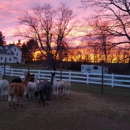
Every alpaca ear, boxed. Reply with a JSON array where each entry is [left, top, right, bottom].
[[35, 74, 38, 78], [24, 71, 27, 76]]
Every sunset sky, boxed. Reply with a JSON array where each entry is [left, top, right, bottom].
[[0, 0, 89, 44]]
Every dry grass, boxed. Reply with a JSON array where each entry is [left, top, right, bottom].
[[0, 88, 130, 130]]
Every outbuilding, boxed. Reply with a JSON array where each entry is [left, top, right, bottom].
[[81, 64, 108, 74]]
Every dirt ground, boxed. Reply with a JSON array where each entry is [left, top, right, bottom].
[[0, 91, 130, 130]]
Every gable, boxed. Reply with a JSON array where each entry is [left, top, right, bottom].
[[8, 44, 22, 52]]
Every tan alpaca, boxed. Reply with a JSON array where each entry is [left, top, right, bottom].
[[8, 72, 33, 110]]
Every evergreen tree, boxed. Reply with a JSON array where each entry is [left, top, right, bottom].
[[0, 31, 5, 46], [21, 39, 38, 62]]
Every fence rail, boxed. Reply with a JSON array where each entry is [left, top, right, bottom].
[[0, 67, 130, 88]]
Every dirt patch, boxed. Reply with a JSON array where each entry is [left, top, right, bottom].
[[0, 91, 130, 130]]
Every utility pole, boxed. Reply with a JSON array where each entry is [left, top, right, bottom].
[[101, 60, 104, 93]]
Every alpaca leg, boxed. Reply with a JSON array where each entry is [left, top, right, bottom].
[[67, 88, 70, 98], [38, 94, 42, 107], [59, 89, 61, 97], [8, 95, 12, 110], [28, 91, 31, 99], [39, 96, 45, 107], [33, 91, 35, 99], [39, 99, 41, 107], [61, 89, 63, 98], [46, 93, 50, 105], [29, 91, 33, 99], [19, 96, 23, 106], [29, 91, 32, 99], [42, 95, 46, 106], [8, 102, 12, 110], [56, 89, 59, 99], [16, 96, 20, 106], [5, 90, 8, 100], [23, 91, 28, 101], [13, 102, 16, 109], [13, 95, 17, 109]]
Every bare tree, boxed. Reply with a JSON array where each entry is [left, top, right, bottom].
[[15, 3, 76, 72], [82, 17, 113, 62], [80, 0, 130, 61]]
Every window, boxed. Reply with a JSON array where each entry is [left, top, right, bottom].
[[94, 66, 98, 69], [16, 53, 18, 56], [1, 57, 2, 60], [9, 58, 11, 61], [14, 48, 16, 51]]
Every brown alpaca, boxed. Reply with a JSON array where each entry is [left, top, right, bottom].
[[8, 72, 33, 110]]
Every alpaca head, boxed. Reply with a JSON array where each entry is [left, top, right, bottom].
[[24, 71, 34, 81]]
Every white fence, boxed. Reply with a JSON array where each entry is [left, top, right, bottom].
[[0, 67, 130, 88]]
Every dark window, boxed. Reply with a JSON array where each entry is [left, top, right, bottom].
[[94, 66, 98, 69]]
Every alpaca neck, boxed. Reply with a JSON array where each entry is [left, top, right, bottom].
[[34, 75, 37, 84], [23, 74, 30, 87], [51, 72, 55, 85]]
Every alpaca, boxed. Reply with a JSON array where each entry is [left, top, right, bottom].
[[48, 79, 59, 98], [24, 74, 38, 101], [0, 79, 9, 100], [8, 72, 33, 110], [63, 81, 71, 98], [11, 77, 23, 83], [38, 81, 52, 107], [38, 73, 55, 107], [58, 80, 71, 99], [11, 74, 35, 83], [52, 80, 59, 98]]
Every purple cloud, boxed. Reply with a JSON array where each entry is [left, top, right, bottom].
[[0, 0, 89, 44]]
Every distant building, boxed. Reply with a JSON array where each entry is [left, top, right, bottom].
[[81, 64, 108, 74], [0, 44, 24, 64]]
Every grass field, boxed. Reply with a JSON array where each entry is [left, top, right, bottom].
[[0, 64, 130, 130]]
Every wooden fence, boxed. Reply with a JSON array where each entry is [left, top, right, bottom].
[[0, 67, 130, 88]]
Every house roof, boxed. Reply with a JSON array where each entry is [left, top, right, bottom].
[[0, 44, 19, 55], [8, 44, 22, 52], [0, 46, 13, 54]]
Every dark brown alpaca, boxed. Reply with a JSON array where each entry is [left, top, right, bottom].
[[8, 72, 33, 110]]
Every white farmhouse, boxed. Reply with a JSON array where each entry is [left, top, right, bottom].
[[0, 44, 24, 64]]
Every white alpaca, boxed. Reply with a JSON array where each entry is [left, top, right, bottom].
[[58, 80, 70, 99], [52, 80, 59, 98], [47, 79, 59, 98], [0, 79, 9, 100], [24, 74, 38, 101]]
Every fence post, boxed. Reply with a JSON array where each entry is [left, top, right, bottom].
[[69, 71, 71, 82], [112, 73, 114, 87], [86, 73, 89, 84], [11, 68, 13, 77], [38, 70, 40, 79]]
